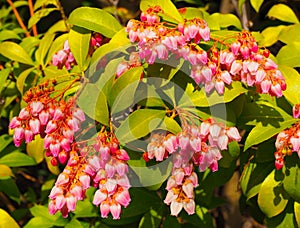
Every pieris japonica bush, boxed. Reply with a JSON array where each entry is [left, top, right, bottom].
[[1, 0, 300, 227]]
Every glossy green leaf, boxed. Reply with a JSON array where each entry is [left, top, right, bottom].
[[65, 219, 84, 228], [0, 30, 21, 41], [16, 67, 35, 94], [33, 0, 57, 10], [179, 81, 247, 108], [265, 202, 296, 228], [0, 177, 21, 203], [77, 83, 109, 125], [259, 25, 286, 47], [140, 0, 183, 23], [280, 65, 300, 104], [180, 205, 214, 227], [162, 215, 181, 227], [35, 33, 55, 67], [295, 202, 300, 227], [267, 4, 299, 24], [240, 162, 274, 200], [0, 152, 36, 167], [157, 117, 181, 134], [0, 68, 10, 93], [69, 27, 91, 71], [277, 43, 300, 67], [68, 7, 122, 38], [115, 109, 165, 144], [250, 0, 264, 12], [26, 135, 44, 164], [282, 156, 300, 202], [278, 24, 300, 44], [139, 207, 163, 228], [0, 41, 34, 65], [24, 217, 54, 228], [110, 67, 143, 114], [28, 8, 58, 28], [73, 199, 98, 218], [244, 118, 296, 151], [208, 13, 242, 30], [258, 170, 289, 218], [0, 209, 20, 228], [47, 20, 68, 34]]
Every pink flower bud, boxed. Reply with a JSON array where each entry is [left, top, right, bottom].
[[255, 69, 266, 83], [209, 124, 221, 140], [67, 117, 80, 132], [110, 203, 122, 220], [261, 80, 272, 93], [271, 84, 283, 97], [154, 146, 165, 161], [9, 117, 21, 129], [24, 129, 34, 143], [49, 186, 63, 199], [231, 42, 241, 55], [93, 190, 107, 206], [275, 158, 284, 170], [115, 189, 131, 207], [56, 173, 69, 186], [45, 120, 57, 134], [60, 138, 71, 152], [55, 195, 66, 210], [48, 200, 58, 215], [164, 189, 178, 205], [39, 110, 50, 125], [230, 60, 242, 75], [29, 118, 41, 134], [30, 101, 44, 116], [66, 195, 77, 212], [63, 129, 74, 142], [227, 127, 241, 141], [58, 151, 68, 164], [116, 149, 130, 161], [53, 108, 64, 120], [70, 185, 84, 200], [50, 143, 60, 157], [19, 108, 30, 119], [199, 26, 210, 41], [79, 175, 90, 189], [88, 156, 101, 172], [170, 201, 183, 216], [182, 181, 194, 198], [115, 161, 128, 177], [184, 199, 195, 215], [117, 175, 131, 188], [100, 201, 110, 218], [105, 163, 116, 178], [220, 71, 232, 85], [14, 127, 24, 142], [73, 108, 85, 122], [217, 134, 229, 150]]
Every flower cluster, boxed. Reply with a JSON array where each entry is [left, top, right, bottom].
[[125, 7, 286, 97], [52, 33, 103, 70], [9, 80, 85, 166], [145, 118, 241, 216], [116, 52, 142, 78], [274, 122, 300, 170], [84, 132, 131, 220], [48, 149, 90, 218], [52, 40, 76, 70]]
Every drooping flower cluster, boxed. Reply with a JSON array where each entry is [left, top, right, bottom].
[[48, 149, 90, 218], [52, 33, 103, 70], [145, 118, 241, 216], [9, 80, 85, 166], [84, 132, 131, 220], [125, 6, 286, 97], [274, 122, 300, 170]]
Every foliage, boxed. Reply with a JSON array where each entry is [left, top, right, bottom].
[[1, 0, 300, 227]]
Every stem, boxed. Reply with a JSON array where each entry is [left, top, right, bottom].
[[56, 0, 70, 31], [7, 0, 30, 37], [28, 0, 38, 36]]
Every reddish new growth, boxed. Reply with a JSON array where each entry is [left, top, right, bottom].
[[274, 122, 300, 170], [145, 118, 241, 216], [125, 6, 286, 97]]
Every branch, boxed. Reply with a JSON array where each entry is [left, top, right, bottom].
[[28, 0, 38, 36]]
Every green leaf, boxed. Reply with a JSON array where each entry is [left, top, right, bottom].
[[0, 41, 34, 65], [0, 178, 21, 204], [35, 33, 55, 67], [0, 209, 20, 228], [280, 65, 300, 104], [139, 207, 163, 228], [68, 7, 122, 38], [259, 25, 286, 47], [250, 0, 264, 12], [278, 24, 300, 44], [180, 205, 214, 227], [77, 83, 109, 126], [267, 4, 299, 24], [74, 199, 98, 218], [0, 30, 21, 41], [26, 135, 44, 164], [115, 109, 165, 144], [69, 27, 91, 71], [16, 67, 35, 94], [162, 215, 181, 227], [179, 81, 247, 108], [0, 152, 36, 167], [240, 162, 274, 200], [244, 118, 297, 151], [282, 156, 300, 202], [208, 13, 242, 30], [157, 117, 181, 134], [140, 0, 183, 23], [110, 67, 143, 114], [24, 217, 54, 228], [33, 0, 57, 10], [0, 68, 10, 93], [28, 8, 58, 28], [277, 43, 300, 67], [295, 202, 300, 227], [258, 170, 289, 218]]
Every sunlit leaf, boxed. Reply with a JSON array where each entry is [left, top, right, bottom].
[[267, 4, 299, 24], [250, 0, 264, 12], [277, 43, 300, 67], [28, 8, 59, 28], [0, 209, 20, 228], [0, 41, 34, 65], [280, 65, 300, 104], [26, 135, 44, 164], [0, 152, 36, 167]]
